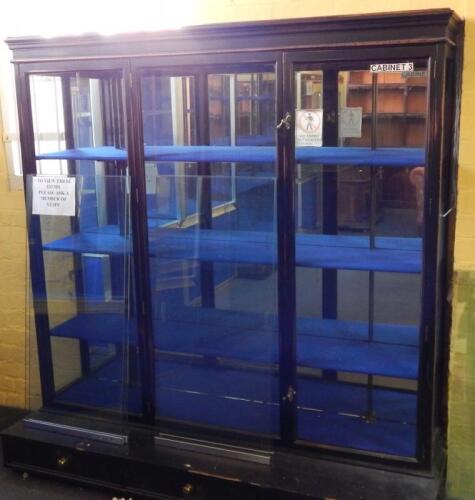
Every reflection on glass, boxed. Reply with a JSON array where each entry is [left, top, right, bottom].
[[209, 74, 231, 145], [142, 75, 196, 147], [208, 71, 276, 147], [30, 72, 126, 177], [297, 72, 323, 109], [30, 75, 67, 174], [294, 65, 428, 457], [376, 68, 427, 238], [295, 71, 323, 232], [235, 73, 276, 144], [141, 74, 197, 223], [208, 71, 276, 181], [337, 71, 374, 230], [148, 174, 278, 436], [141, 67, 279, 436]]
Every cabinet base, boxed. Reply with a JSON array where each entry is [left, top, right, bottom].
[[1, 412, 444, 500]]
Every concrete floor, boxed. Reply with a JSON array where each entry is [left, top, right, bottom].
[[0, 462, 111, 500]]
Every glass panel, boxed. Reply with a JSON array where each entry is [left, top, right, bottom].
[[209, 74, 231, 145], [30, 72, 127, 177], [141, 66, 279, 437], [208, 71, 276, 182], [142, 74, 196, 147], [376, 67, 427, 238], [235, 72, 276, 146], [295, 71, 323, 232], [149, 174, 278, 436], [142, 74, 197, 222], [29, 75, 67, 174], [25, 174, 132, 435], [294, 64, 428, 458]]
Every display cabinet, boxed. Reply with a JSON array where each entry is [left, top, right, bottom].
[[2, 9, 462, 500]]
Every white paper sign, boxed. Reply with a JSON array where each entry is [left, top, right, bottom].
[[295, 109, 323, 147], [145, 163, 158, 194], [339, 107, 362, 139], [370, 62, 414, 73], [32, 176, 76, 216]]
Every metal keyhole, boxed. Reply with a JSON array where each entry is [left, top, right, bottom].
[[326, 110, 337, 123], [283, 386, 296, 403]]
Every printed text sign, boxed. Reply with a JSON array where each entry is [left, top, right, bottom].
[[370, 62, 414, 73], [339, 107, 362, 138], [32, 176, 76, 216]]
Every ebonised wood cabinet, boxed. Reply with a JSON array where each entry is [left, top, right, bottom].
[[2, 9, 462, 499]]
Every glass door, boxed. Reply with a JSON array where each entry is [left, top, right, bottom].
[[134, 53, 430, 458], [288, 59, 429, 458], [24, 69, 133, 434], [138, 64, 280, 439]]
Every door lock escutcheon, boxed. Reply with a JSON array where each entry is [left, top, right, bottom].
[[326, 110, 337, 123], [283, 385, 296, 403]]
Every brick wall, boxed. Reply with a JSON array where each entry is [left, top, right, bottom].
[[0, 115, 26, 408]]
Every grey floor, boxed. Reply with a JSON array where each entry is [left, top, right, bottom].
[[0, 463, 110, 499]]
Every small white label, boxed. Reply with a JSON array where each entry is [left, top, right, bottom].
[[32, 176, 76, 216], [370, 62, 414, 73], [295, 109, 323, 147], [339, 107, 362, 139]]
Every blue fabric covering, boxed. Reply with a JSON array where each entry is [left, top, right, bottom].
[[297, 411, 415, 457], [50, 308, 419, 379], [44, 231, 130, 255], [55, 358, 416, 457], [81, 255, 109, 304], [161, 305, 420, 346], [183, 330, 418, 379], [36, 146, 425, 166], [149, 229, 421, 273], [51, 314, 132, 345], [156, 361, 416, 424], [43, 228, 421, 274], [37, 146, 126, 161]]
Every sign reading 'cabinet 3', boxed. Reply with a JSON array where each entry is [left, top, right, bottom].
[[370, 62, 414, 73]]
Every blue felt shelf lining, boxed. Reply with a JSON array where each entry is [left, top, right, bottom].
[[162, 305, 419, 346], [36, 146, 426, 167], [44, 231, 130, 256], [43, 228, 421, 273], [55, 358, 416, 457], [50, 309, 419, 379], [155, 360, 417, 424]]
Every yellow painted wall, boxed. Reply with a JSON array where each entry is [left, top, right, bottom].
[[0, 0, 474, 498], [0, 108, 26, 409]]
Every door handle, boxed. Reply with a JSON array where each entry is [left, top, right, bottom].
[[277, 112, 292, 131], [440, 206, 455, 218]]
